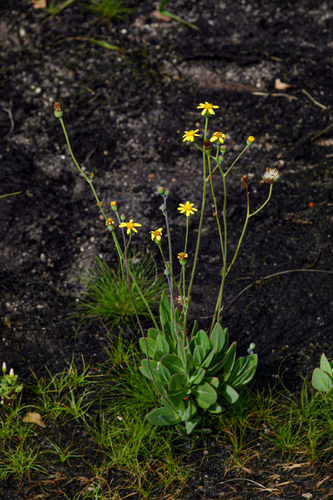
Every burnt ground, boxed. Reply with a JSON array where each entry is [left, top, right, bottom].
[[1, 0, 333, 498]]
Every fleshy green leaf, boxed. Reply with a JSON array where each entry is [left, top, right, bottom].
[[192, 381, 217, 408], [148, 328, 160, 340], [207, 403, 222, 413], [195, 330, 211, 355], [193, 345, 205, 366], [156, 334, 170, 354], [139, 359, 161, 382], [210, 323, 226, 357], [220, 384, 239, 404], [232, 363, 257, 389], [185, 416, 201, 434], [160, 354, 185, 375], [169, 373, 186, 393], [191, 320, 199, 340], [159, 364, 171, 383], [146, 407, 181, 426], [320, 353, 332, 378], [139, 337, 156, 358], [189, 367, 205, 385], [312, 368, 333, 393], [160, 291, 171, 333], [203, 376, 219, 390], [201, 348, 216, 368], [153, 349, 164, 362]]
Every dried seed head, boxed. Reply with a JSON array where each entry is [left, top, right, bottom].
[[54, 102, 63, 118]]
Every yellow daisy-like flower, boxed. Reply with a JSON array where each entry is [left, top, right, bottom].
[[197, 102, 219, 116], [183, 129, 200, 142], [177, 252, 188, 261], [177, 201, 198, 217], [119, 219, 142, 234], [210, 131, 226, 145], [150, 228, 163, 243]]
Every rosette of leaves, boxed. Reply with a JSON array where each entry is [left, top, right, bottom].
[[139, 292, 258, 435], [312, 353, 333, 396]]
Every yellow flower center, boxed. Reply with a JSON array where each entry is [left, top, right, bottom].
[[127, 221, 134, 229], [183, 202, 193, 211]]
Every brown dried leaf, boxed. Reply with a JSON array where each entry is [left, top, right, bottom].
[[32, 0, 47, 9], [152, 10, 171, 22], [275, 78, 292, 90], [23, 412, 46, 427]]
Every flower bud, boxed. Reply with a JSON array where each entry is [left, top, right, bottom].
[[220, 145, 227, 155], [157, 186, 164, 194], [159, 203, 166, 212], [97, 201, 104, 207], [164, 188, 170, 197], [247, 136, 255, 146], [2, 362, 6, 375], [54, 102, 63, 119], [120, 213, 126, 221], [250, 343, 256, 351], [111, 201, 118, 211], [164, 268, 170, 276], [9, 368, 14, 379]]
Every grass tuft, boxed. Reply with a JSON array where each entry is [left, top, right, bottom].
[[77, 251, 164, 328]]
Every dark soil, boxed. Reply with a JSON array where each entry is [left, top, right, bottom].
[[1, 0, 333, 498]]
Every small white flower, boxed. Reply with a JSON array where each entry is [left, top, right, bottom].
[[260, 168, 279, 185]]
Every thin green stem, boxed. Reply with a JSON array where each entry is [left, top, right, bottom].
[[225, 184, 273, 278], [187, 116, 209, 301], [210, 165, 228, 332], [224, 144, 251, 177], [207, 154, 225, 262]]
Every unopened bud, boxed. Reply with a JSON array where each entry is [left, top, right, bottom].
[[54, 102, 63, 119], [157, 186, 164, 194], [9, 368, 14, 379], [164, 188, 170, 196], [247, 136, 255, 146], [2, 362, 6, 375], [164, 268, 170, 276], [159, 203, 166, 212], [120, 213, 126, 221], [111, 201, 118, 211], [220, 145, 227, 155]]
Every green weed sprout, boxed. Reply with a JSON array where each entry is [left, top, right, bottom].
[[1, 363, 23, 407], [53, 100, 279, 436], [312, 353, 333, 396], [159, 0, 199, 30]]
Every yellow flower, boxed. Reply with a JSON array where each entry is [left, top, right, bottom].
[[183, 129, 200, 142], [177, 201, 198, 217], [150, 228, 163, 242], [210, 131, 226, 144], [119, 219, 142, 234], [197, 102, 219, 116], [105, 217, 115, 226], [177, 252, 188, 261], [247, 136, 255, 144]]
